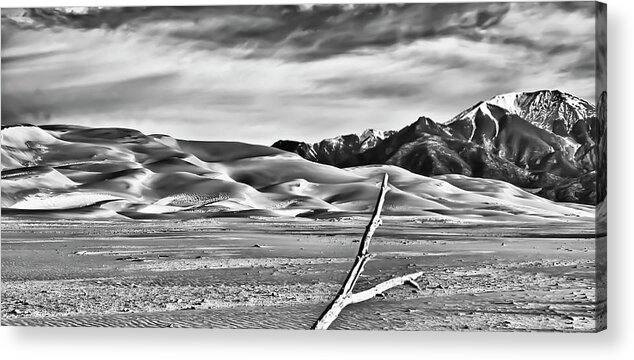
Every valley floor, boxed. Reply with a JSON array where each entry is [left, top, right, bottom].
[[0, 216, 606, 331]]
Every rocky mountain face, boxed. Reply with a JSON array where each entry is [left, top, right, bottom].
[[272, 129, 395, 168], [272, 90, 607, 205], [449, 90, 595, 133]]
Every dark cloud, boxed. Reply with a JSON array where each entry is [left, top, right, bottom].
[[565, 44, 596, 80], [4, 7, 154, 30], [499, 35, 540, 50], [570, 58, 595, 79], [316, 77, 423, 100], [2, 72, 178, 124], [546, 43, 585, 56], [3, 4, 512, 62], [358, 82, 424, 99], [551, 1, 596, 14], [496, 35, 587, 58], [1, 48, 65, 64]]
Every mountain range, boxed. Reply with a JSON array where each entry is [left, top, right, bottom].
[[273, 90, 607, 205]]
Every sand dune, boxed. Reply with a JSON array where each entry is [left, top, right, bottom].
[[1, 125, 594, 222]]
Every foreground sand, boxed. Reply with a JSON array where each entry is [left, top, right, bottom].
[[1, 216, 605, 331]]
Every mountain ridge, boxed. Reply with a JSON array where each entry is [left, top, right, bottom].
[[272, 90, 606, 205]]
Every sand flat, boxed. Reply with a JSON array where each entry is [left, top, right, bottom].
[[1, 217, 605, 331]]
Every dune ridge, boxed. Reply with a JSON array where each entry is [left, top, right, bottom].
[[1, 124, 594, 222]]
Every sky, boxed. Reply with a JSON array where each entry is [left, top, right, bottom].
[[1, 2, 604, 145]]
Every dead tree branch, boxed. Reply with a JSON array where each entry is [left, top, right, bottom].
[[312, 173, 425, 330], [348, 271, 424, 304]]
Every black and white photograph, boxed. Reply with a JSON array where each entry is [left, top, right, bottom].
[[1, 2, 607, 332]]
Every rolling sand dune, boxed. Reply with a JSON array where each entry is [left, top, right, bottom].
[[1, 125, 594, 222]]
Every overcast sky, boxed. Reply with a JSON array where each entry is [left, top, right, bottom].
[[1, 2, 603, 145]]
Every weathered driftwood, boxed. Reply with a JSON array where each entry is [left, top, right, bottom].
[[348, 271, 424, 305], [311, 173, 425, 330]]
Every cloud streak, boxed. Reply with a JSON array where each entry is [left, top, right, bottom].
[[4, 4, 513, 61]]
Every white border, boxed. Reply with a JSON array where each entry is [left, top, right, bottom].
[[1, 0, 632, 359]]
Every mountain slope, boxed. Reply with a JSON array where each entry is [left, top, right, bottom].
[[272, 90, 603, 205]]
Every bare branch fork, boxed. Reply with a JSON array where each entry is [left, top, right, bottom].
[[311, 173, 425, 330]]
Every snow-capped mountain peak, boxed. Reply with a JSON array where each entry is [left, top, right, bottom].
[[448, 90, 595, 133], [358, 128, 395, 151]]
